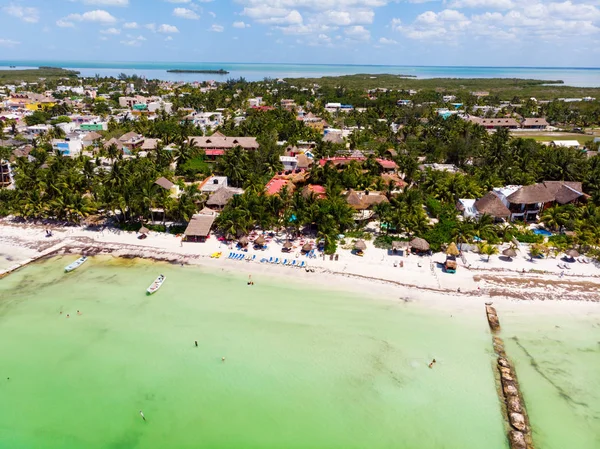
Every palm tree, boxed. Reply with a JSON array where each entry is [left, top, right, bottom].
[[480, 243, 499, 261], [540, 206, 570, 232]]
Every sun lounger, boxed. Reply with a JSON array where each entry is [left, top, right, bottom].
[[299, 261, 306, 269], [260, 258, 267, 263], [273, 258, 280, 264], [249, 255, 256, 262], [291, 260, 297, 267], [268, 257, 274, 264], [283, 259, 288, 266], [227, 252, 234, 259]]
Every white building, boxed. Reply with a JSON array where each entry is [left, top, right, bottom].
[[199, 176, 228, 193], [279, 156, 298, 171], [248, 97, 263, 108]]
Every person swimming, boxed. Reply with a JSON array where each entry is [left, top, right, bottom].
[[195, 340, 198, 347], [428, 359, 436, 369], [222, 357, 226, 362]]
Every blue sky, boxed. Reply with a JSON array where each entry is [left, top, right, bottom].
[[0, 0, 599, 66]]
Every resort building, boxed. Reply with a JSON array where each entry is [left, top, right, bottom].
[[188, 133, 259, 160], [457, 192, 511, 221], [183, 208, 217, 243], [467, 117, 520, 129], [521, 118, 549, 130], [198, 176, 229, 193], [116, 132, 145, 153], [205, 186, 244, 210], [551, 140, 581, 149]]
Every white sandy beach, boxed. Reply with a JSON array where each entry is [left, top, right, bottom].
[[1, 220, 600, 309]]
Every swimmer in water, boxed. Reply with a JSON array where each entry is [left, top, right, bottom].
[[77, 310, 82, 315], [195, 340, 198, 347], [66, 314, 70, 318], [428, 359, 436, 369], [222, 357, 226, 362]]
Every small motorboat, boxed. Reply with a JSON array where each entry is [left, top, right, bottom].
[[64, 256, 88, 273], [147, 274, 166, 295]]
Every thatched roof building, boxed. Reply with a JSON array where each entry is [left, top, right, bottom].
[[184, 213, 216, 242], [474, 192, 511, 218], [254, 235, 266, 246], [507, 184, 555, 204], [155, 177, 175, 190], [446, 242, 460, 256], [502, 247, 517, 258], [206, 187, 241, 209]]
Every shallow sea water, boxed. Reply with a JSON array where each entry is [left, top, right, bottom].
[[0, 256, 597, 448]]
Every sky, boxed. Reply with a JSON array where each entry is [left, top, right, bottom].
[[0, 0, 599, 67]]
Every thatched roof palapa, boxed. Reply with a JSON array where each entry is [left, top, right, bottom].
[[392, 241, 409, 250], [502, 247, 517, 258], [446, 242, 460, 256], [565, 249, 580, 258], [507, 184, 555, 204], [302, 243, 313, 252], [184, 214, 216, 237], [354, 240, 367, 251], [206, 187, 237, 208], [155, 177, 175, 190], [475, 192, 511, 218], [239, 236, 249, 246], [139, 226, 150, 235], [254, 235, 266, 246], [410, 237, 430, 251], [283, 241, 293, 249]]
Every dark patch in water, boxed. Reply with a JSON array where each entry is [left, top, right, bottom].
[[107, 430, 143, 449], [512, 336, 588, 409]]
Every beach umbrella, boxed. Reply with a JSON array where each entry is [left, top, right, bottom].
[[302, 242, 313, 252], [410, 237, 430, 252], [354, 240, 367, 251], [238, 236, 249, 247], [139, 226, 150, 235], [254, 235, 266, 246], [565, 249, 579, 258], [283, 241, 293, 249], [502, 247, 517, 258], [446, 242, 460, 256]]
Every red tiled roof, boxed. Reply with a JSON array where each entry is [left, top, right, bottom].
[[205, 150, 225, 156], [376, 159, 397, 169], [265, 177, 291, 195]]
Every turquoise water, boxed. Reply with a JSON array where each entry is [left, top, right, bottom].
[[0, 256, 508, 449], [1, 60, 599, 86], [501, 307, 600, 449]]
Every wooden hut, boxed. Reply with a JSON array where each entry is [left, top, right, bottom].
[[183, 213, 216, 243]]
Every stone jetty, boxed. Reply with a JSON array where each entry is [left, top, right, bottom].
[[485, 305, 534, 449], [0, 242, 65, 279]]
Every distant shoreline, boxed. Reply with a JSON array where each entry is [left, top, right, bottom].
[[167, 69, 229, 74]]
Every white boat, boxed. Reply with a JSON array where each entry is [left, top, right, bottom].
[[64, 256, 88, 273], [146, 274, 166, 295]]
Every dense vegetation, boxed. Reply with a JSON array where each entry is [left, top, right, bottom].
[[2, 75, 600, 256]]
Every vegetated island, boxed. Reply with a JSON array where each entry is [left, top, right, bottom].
[[284, 73, 600, 100], [0, 67, 80, 83], [167, 69, 229, 75]]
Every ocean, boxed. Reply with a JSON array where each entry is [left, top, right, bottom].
[[0, 256, 598, 449], [1, 60, 600, 87]]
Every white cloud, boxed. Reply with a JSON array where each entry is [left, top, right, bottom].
[[158, 24, 180, 33], [449, 0, 514, 10], [63, 10, 118, 24], [0, 38, 20, 47], [344, 25, 371, 40], [100, 27, 121, 34], [56, 19, 76, 28], [3, 5, 39, 23], [244, 8, 303, 24], [121, 35, 146, 46], [233, 21, 251, 28], [379, 37, 397, 44], [165, 36, 173, 41], [318, 9, 374, 25], [165, 0, 191, 2], [210, 24, 225, 32], [173, 7, 200, 19], [81, 0, 129, 6], [123, 22, 139, 28], [145, 23, 157, 32]]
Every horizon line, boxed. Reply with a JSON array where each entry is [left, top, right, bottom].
[[0, 60, 599, 71]]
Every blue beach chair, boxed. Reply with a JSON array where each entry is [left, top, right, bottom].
[[268, 257, 274, 264], [299, 261, 306, 269], [291, 260, 297, 267], [273, 258, 280, 264], [283, 259, 288, 266], [227, 252, 233, 259]]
